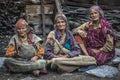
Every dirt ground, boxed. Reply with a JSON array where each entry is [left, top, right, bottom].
[[0, 69, 120, 80], [0, 41, 120, 80]]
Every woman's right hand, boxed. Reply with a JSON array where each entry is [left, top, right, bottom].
[[54, 54, 69, 58], [31, 56, 39, 62]]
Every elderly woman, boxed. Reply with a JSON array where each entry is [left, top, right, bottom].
[[44, 13, 96, 73], [73, 5, 115, 65], [4, 18, 47, 76]]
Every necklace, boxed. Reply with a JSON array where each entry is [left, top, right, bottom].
[[93, 23, 100, 29], [20, 37, 27, 41]]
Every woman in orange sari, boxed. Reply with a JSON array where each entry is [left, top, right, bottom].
[[4, 18, 47, 76]]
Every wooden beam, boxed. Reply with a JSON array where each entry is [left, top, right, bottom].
[[55, 0, 62, 13], [41, 0, 46, 39]]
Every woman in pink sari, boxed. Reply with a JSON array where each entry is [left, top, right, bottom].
[[73, 5, 115, 65]]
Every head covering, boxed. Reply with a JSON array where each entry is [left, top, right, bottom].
[[89, 5, 104, 18], [15, 18, 28, 28], [90, 5, 114, 39], [54, 13, 69, 28]]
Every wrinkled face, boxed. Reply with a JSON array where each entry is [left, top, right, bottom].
[[56, 17, 66, 30], [90, 9, 100, 21], [16, 26, 28, 37]]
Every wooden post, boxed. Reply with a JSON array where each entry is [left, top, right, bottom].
[[55, 0, 62, 13], [41, 0, 46, 39], [93, 0, 98, 5]]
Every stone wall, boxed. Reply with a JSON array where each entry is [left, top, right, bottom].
[[64, 0, 120, 9]]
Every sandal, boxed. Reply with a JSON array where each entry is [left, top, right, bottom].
[[39, 69, 48, 74]]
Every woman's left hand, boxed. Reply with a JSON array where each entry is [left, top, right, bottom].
[[61, 54, 69, 58], [91, 49, 101, 54], [56, 54, 69, 58], [31, 56, 39, 62]]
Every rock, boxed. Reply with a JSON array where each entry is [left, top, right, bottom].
[[69, 21, 80, 29], [109, 48, 120, 64], [118, 63, 120, 70], [86, 65, 119, 78], [112, 57, 120, 64], [20, 77, 34, 80], [61, 73, 73, 76], [0, 57, 6, 68], [106, 48, 120, 65], [115, 48, 120, 57]]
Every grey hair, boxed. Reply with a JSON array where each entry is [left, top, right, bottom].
[[89, 5, 104, 18], [54, 13, 69, 28]]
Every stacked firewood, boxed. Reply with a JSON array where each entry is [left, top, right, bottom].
[[0, 1, 25, 35], [0, 0, 25, 54], [62, 6, 120, 31]]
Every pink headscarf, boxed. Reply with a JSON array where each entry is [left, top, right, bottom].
[[15, 19, 34, 44], [15, 18, 28, 28], [89, 5, 111, 28], [89, 5, 104, 18]]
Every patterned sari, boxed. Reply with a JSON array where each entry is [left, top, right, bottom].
[[86, 19, 115, 65]]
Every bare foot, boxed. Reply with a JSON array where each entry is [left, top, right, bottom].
[[33, 70, 40, 76]]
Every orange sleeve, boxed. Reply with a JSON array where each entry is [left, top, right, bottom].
[[74, 34, 86, 44], [6, 46, 15, 57], [35, 45, 44, 58]]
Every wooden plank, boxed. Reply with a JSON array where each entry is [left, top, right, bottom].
[[44, 4, 54, 14], [26, 5, 41, 23]]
